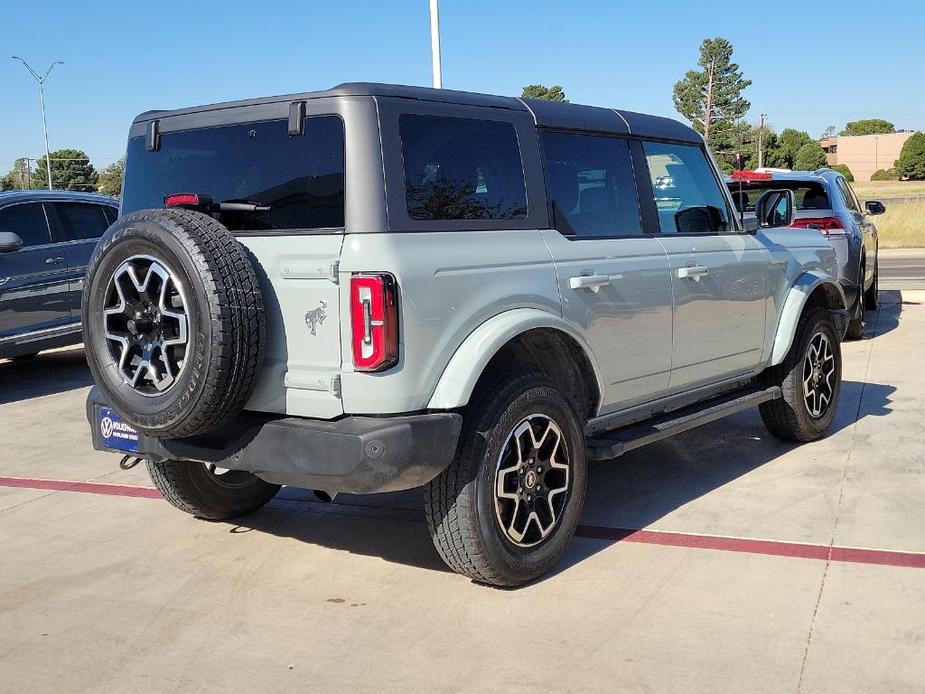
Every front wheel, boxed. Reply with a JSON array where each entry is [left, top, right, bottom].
[[424, 373, 588, 587], [759, 307, 842, 442]]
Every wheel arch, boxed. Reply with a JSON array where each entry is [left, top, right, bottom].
[[426, 309, 603, 419], [770, 271, 847, 366]]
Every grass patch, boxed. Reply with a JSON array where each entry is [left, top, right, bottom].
[[875, 200, 925, 248], [852, 180, 925, 200]]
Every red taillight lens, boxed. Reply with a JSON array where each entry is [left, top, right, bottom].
[[791, 217, 844, 235], [350, 274, 399, 372], [164, 193, 200, 207]]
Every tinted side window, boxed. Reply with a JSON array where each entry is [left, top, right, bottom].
[[642, 142, 730, 234], [122, 116, 345, 230], [399, 115, 527, 221], [0, 203, 51, 247], [102, 206, 118, 225], [51, 202, 111, 241], [541, 132, 641, 238], [837, 178, 859, 212]]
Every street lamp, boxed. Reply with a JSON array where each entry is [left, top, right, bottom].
[[429, 0, 442, 88], [11, 57, 63, 191]]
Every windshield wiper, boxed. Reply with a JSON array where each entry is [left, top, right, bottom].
[[218, 199, 271, 213]]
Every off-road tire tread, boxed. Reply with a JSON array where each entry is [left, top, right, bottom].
[[83, 209, 264, 438], [424, 372, 583, 586], [759, 307, 839, 442], [146, 459, 279, 520]]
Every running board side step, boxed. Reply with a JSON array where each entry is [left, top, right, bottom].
[[585, 386, 781, 461]]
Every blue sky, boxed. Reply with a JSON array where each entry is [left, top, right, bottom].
[[2, 0, 924, 171]]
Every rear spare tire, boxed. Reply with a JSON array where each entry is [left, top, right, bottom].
[[82, 209, 265, 438]]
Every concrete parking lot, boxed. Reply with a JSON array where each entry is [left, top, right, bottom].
[[1, 291, 924, 693]]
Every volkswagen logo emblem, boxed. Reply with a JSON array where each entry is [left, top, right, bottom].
[[100, 417, 115, 439]]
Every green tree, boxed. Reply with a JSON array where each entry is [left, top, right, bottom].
[[896, 132, 925, 180], [32, 149, 98, 190], [830, 164, 854, 182], [1, 158, 33, 190], [672, 37, 751, 151], [521, 84, 567, 102], [822, 125, 837, 139], [840, 119, 895, 136], [96, 157, 125, 196], [794, 142, 827, 171], [773, 128, 814, 168]]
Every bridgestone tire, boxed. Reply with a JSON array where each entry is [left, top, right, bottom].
[[759, 307, 842, 442], [82, 209, 265, 438], [147, 460, 279, 520], [424, 372, 588, 587]]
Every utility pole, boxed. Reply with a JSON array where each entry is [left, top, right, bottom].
[[11, 57, 63, 190], [429, 0, 442, 89], [758, 113, 767, 169]]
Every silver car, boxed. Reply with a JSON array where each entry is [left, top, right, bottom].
[[728, 169, 883, 339], [82, 83, 848, 586]]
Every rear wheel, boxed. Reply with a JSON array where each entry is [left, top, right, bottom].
[[146, 459, 279, 520], [424, 372, 588, 587], [845, 276, 865, 340], [864, 260, 879, 311], [759, 307, 842, 442]]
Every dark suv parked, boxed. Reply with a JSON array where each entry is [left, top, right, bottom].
[[0, 190, 118, 359]]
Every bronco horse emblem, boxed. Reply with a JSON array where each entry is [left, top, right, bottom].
[[304, 300, 327, 335]]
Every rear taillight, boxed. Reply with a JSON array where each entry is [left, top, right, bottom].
[[164, 193, 212, 210], [350, 274, 399, 372], [791, 217, 845, 235]]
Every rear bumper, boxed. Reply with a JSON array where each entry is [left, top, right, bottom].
[[86, 387, 462, 495]]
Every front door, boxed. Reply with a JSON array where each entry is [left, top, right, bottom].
[[639, 141, 771, 390], [540, 131, 672, 411], [0, 201, 72, 341]]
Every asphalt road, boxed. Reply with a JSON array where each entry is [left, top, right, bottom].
[[879, 248, 925, 290]]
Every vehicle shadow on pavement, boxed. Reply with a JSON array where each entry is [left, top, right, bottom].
[[0, 347, 92, 405], [229, 378, 894, 584]]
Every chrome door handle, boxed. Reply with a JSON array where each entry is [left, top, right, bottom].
[[677, 265, 709, 281], [45, 256, 65, 265], [569, 274, 617, 292]]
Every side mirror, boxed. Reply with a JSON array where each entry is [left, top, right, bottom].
[[0, 231, 24, 253], [755, 189, 795, 229], [865, 200, 886, 215]]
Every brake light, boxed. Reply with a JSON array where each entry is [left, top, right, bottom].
[[731, 170, 774, 181], [164, 193, 211, 209], [791, 217, 844, 235], [350, 274, 399, 371]]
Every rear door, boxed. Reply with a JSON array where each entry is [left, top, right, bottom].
[[539, 131, 672, 409], [120, 108, 348, 418], [0, 201, 72, 342], [45, 200, 114, 314], [640, 141, 773, 390]]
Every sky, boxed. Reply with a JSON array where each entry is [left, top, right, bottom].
[[2, 0, 924, 172]]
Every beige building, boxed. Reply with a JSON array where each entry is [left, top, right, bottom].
[[821, 132, 914, 181]]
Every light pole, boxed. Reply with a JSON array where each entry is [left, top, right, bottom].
[[11, 57, 63, 191], [429, 0, 442, 89]]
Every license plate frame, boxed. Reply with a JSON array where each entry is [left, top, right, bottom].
[[96, 406, 141, 453]]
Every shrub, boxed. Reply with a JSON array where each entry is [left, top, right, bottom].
[[871, 168, 900, 181], [830, 164, 854, 181], [794, 142, 828, 171], [897, 132, 925, 180]]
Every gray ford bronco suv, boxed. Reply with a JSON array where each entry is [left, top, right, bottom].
[[84, 83, 848, 586]]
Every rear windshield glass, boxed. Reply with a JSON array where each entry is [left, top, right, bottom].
[[399, 114, 528, 221], [121, 116, 345, 231], [727, 181, 829, 213]]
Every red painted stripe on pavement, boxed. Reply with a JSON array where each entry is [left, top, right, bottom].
[[2, 476, 923, 569], [0, 476, 162, 499]]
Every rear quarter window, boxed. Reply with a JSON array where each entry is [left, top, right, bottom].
[[121, 116, 345, 231], [399, 114, 528, 221]]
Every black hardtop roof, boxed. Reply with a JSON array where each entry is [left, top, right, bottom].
[[133, 82, 701, 143], [0, 189, 118, 206]]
